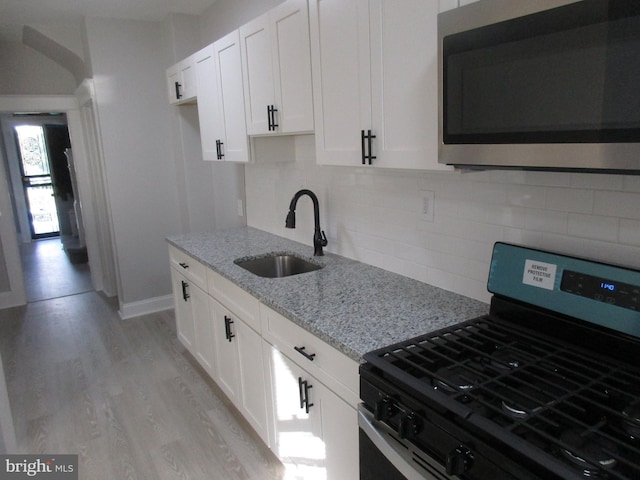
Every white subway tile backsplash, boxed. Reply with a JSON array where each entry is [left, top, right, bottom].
[[567, 214, 619, 242], [470, 182, 508, 205], [507, 184, 547, 208], [619, 219, 640, 247], [484, 205, 528, 229], [570, 173, 625, 190], [623, 175, 640, 192], [521, 171, 571, 187], [581, 239, 640, 269], [244, 135, 640, 303], [545, 187, 594, 214], [524, 209, 568, 234], [594, 191, 640, 219], [540, 234, 586, 257], [502, 228, 544, 247]]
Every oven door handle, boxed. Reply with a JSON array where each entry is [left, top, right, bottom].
[[358, 405, 453, 480]]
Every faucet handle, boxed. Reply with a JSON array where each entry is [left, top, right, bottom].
[[320, 230, 328, 247]]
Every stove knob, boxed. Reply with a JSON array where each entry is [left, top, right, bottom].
[[397, 413, 421, 440], [374, 397, 393, 421], [445, 445, 474, 475]]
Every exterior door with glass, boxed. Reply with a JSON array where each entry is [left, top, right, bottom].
[[14, 125, 60, 239]]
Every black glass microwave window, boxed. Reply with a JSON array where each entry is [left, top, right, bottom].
[[443, 0, 640, 144]]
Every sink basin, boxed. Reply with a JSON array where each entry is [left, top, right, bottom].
[[234, 253, 322, 278]]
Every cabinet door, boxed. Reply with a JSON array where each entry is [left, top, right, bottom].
[[322, 383, 359, 480], [236, 319, 270, 445], [369, 0, 450, 170], [271, 0, 314, 134], [167, 65, 181, 104], [213, 30, 250, 163], [171, 269, 195, 354], [179, 56, 197, 101], [240, 14, 275, 136], [168, 57, 197, 105], [192, 284, 214, 375], [267, 346, 325, 477], [309, 0, 371, 166], [210, 297, 241, 401], [195, 45, 223, 161]]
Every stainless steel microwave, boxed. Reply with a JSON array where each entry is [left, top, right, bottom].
[[438, 0, 640, 173]]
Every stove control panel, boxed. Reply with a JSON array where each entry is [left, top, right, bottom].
[[561, 270, 639, 311], [488, 242, 640, 339]]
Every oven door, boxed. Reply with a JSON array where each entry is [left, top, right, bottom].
[[358, 405, 455, 480]]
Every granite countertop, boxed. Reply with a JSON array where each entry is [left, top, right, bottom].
[[167, 227, 489, 362]]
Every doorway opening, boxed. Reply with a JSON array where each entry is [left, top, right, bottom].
[[14, 124, 62, 239], [2, 113, 92, 303]]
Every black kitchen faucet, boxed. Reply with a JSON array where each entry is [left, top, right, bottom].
[[285, 189, 327, 256]]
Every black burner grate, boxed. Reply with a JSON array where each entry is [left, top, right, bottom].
[[365, 315, 640, 480]]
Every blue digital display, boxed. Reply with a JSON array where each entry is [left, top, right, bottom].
[[561, 270, 638, 311]]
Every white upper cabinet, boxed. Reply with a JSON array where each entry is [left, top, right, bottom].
[[209, 30, 250, 163], [240, 0, 314, 136], [194, 45, 223, 161], [213, 30, 250, 163], [309, 0, 451, 170], [309, 0, 370, 166], [167, 54, 197, 105]]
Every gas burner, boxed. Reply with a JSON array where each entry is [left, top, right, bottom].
[[622, 401, 640, 439], [499, 380, 563, 420], [559, 429, 618, 478], [486, 346, 530, 371], [500, 385, 546, 419], [432, 364, 482, 394]]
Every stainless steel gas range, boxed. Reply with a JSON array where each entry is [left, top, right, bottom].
[[359, 242, 640, 479]]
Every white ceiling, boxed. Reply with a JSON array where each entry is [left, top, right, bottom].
[[0, 0, 217, 42]]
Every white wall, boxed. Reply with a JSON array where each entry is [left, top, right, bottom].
[[84, 18, 183, 309], [199, 0, 284, 44], [246, 136, 640, 304], [0, 43, 76, 95]]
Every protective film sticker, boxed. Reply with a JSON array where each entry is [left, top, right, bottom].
[[522, 259, 557, 290]]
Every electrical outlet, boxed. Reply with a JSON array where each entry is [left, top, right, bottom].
[[237, 199, 244, 217], [419, 190, 435, 222]]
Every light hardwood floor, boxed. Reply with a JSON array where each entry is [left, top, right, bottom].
[[0, 292, 285, 480], [20, 238, 92, 303]]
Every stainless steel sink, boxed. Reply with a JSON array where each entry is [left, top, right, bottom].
[[234, 253, 322, 278]]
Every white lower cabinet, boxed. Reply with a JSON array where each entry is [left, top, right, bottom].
[[169, 249, 359, 478], [171, 268, 196, 354], [265, 343, 358, 480], [209, 296, 270, 446], [169, 248, 213, 376], [190, 283, 215, 375], [262, 304, 359, 480]]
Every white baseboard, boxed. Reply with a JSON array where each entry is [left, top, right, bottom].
[[0, 291, 27, 311], [118, 294, 173, 320]]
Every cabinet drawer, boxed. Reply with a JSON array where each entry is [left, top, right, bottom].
[[169, 245, 207, 289], [207, 268, 261, 332], [260, 304, 359, 405]]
